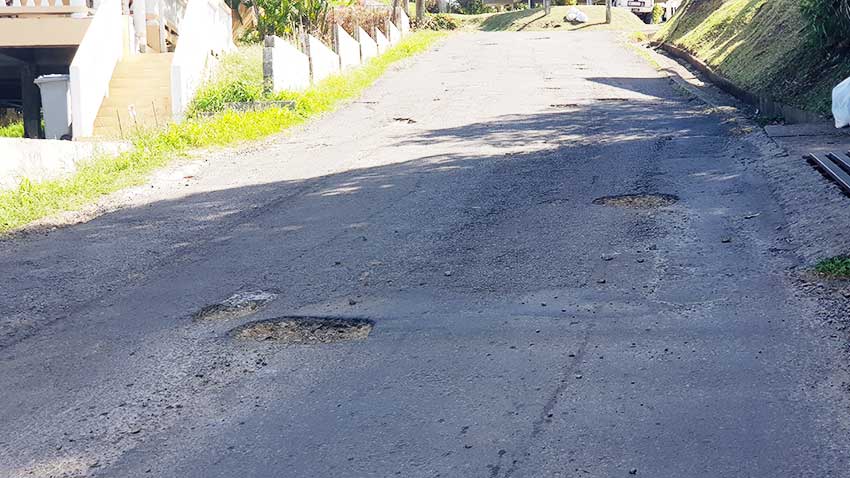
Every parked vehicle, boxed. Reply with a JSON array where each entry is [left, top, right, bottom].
[[613, 0, 680, 23]]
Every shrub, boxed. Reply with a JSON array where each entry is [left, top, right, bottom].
[[335, 6, 391, 38], [800, 0, 850, 48], [651, 3, 663, 23], [417, 12, 459, 29], [0, 121, 23, 138], [565, 0, 577, 5], [456, 0, 487, 14]]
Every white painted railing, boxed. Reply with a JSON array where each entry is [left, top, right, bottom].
[[170, 0, 233, 120], [69, 0, 123, 138], [0, 0, 89, 15]]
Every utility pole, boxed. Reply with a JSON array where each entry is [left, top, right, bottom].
[[415, 0, 424, 23], [605, 0, 612, 24]]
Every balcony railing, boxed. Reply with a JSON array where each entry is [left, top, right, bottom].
[[0, 0, 92, 16]]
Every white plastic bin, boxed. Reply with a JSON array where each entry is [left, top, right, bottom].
[[33, 74, 72, 140]]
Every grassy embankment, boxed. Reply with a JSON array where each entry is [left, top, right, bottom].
[[0, 30, 447, 233], [657, 0, 850, 115], [455, 5, 647, 31]]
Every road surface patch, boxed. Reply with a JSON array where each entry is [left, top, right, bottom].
[[592, 193, 678, 209], [192, 291, 278, 321], [230, 317, 374, 344]]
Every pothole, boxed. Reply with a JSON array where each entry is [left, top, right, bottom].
[[193, 290, 278, 321], [231, 317, 374, 344], [592, 194, 679, 209]]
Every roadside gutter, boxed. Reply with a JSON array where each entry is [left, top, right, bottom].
[[655, 41, 826, 125]]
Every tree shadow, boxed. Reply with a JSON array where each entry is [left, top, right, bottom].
[[0, 77, 731, 351]]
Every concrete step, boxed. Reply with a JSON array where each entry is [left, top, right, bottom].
[[106, 85, 172, 97], [91, 52, 175, 139], [107, 77, 171, 89]]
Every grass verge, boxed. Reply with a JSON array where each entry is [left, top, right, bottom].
[[454, 6, 647, 32], [815, 256, 850, 278], [0, 121, 24, 138], [0, 30, 447, 233]]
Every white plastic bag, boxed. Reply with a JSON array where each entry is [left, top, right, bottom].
[[575, 11, 588, 22], [832, 76, 850, 128], [566, 7, 579, 22]]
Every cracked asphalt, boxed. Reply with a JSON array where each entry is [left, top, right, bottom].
[[3, 31, 850, 477]]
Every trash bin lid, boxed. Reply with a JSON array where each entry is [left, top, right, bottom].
[[33, 74, 71, 85]]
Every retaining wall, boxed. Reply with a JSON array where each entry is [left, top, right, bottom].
[[308, 34, 341, 84], [387, 21, 401, 45], [0, 138, 130, 190], [263, 35, 311, 93], [335, 25, 361, 70], [375, 28, 389, 54], [359, 27, 378, 62]]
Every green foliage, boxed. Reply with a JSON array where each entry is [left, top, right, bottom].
[[188, 45, 264, 116], [0, 121, 23, 138], [800, 0, 850, 48], [0, 31, 447, 233], [565, 0, 578, 5], [247, 0, 333, 40], [457, 0, 488, 14], [252, 0, 300, 37], [815, 256, 850, 277], [651, 3, 663, 23]]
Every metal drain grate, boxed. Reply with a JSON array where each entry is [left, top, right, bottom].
[[805, 151, 850, 195]]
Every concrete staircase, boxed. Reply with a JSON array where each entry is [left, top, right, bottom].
[[92, 53, 173, 138]]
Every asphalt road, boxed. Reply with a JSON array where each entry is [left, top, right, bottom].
[[2, 31, 850, 478]]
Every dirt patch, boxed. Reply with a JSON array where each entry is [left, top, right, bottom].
[[231, 317, 374, 344], [193, 290, 278, 321], [592, 193, 679, 209]]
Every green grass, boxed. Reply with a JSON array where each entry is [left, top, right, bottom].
[[188, 44, 264, 116], [815, 256, 850, 278], [0, 121, 23, 138], [0, 30, 447, 233], [658, 0, 850, 115], [455, 6, 647, 31]]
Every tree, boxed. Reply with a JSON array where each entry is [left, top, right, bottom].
[[416, 0, 424, 22], [605, 0, 611, 24]]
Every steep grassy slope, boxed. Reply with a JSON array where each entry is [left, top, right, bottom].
[[659, 0, 850, 115]]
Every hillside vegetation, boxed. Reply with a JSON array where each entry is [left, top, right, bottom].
[[658, 0, 850, 115], [458, 6, 646, 31]]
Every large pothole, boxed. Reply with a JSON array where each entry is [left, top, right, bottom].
[[592, 193, 678, 209], [231, 317, 374, 344], [193, 290, 278, 321]]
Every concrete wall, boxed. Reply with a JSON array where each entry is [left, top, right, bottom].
[[263, 35, 310, 93], [375, 28, 389, 54], [387, 20, 401, 45], [358, 27, 378, 62], [69, 0, 123, 138], [397, 9, 410, 36], [307, 34, 340, 84], [335, 25, 360, 71], [171, 0, 235, 121], [0, 138, 130, 190]]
